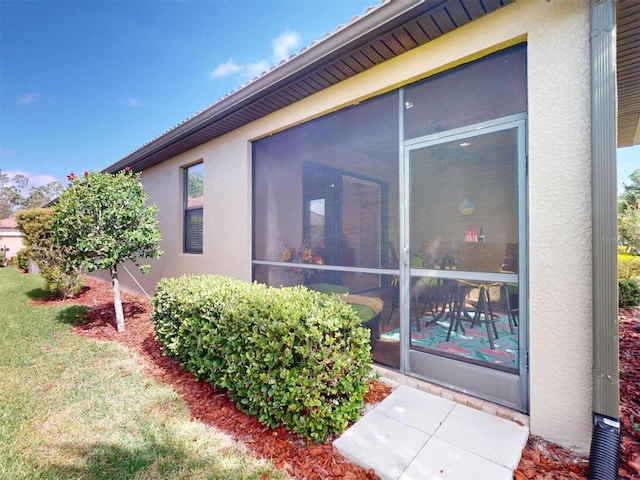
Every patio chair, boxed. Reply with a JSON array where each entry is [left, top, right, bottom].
[[446, 242, 507, 349], [385, 253, 436, 331]]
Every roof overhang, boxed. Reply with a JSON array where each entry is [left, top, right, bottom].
[[105, 0, 514, 173], [617, 0, 640, 147], [106, 0, 639, 174]]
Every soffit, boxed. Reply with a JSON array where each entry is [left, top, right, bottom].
[[106, 0, 513, 173], [617, 0, 640, 147]]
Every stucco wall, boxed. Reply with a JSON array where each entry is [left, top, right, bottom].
[[0, 231, 24, 259], [523, 2, 592, 454], [120, 0, 593, 452], [113, 128, 253, 297]]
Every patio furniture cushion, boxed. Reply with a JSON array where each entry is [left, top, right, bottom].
[[339, 294, 383, 340], [338, 293, 384, 317], [306, 283, 349, 294]]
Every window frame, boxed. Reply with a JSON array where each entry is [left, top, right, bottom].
[[183, 162, 204, 254]]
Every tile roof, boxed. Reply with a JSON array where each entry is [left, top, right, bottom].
[[0, 217, 17, 229]]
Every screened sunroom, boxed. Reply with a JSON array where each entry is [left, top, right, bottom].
[[252, 44, 528, 411]]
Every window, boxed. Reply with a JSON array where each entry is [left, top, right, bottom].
[[403, 45, 527, 140], [252, 91, 399, 290], [252, 45, 526, 287], [184, 162, 204, 253]]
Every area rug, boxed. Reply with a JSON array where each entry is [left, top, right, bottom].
[[381, 315, 519, 369]]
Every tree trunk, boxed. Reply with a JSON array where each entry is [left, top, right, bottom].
[[111, 264, 125, 332]]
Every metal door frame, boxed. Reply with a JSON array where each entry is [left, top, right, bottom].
[[398, 111, 528, 412]]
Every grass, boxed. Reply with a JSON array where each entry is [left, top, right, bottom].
[[0, 267, 289, 480]]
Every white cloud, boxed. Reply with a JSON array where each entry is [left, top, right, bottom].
[[2, 170, 60, 190], [118, 97, 143, 107], [209, 59, 242, 79], [209, 29, 301, 82], [272, 30, 301, 63], [16, 92, 45, 106], [245, 60, 270, 79]]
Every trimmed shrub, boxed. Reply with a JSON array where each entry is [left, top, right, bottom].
[[152, 274, 372, 442], [16, 248, 29, 271], [15, 208, 84, 296], [619, 253, 640, 281], [619, 279, 640, 308]]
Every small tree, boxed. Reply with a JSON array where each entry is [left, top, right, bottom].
[[15, 208, 84, 296], [53, 169, 162, 332]]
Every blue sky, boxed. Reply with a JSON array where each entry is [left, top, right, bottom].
[[1, 0, 638, 194], [618, 146, 639, 192], [0, 0, 373, 188]]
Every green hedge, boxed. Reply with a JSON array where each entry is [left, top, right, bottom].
[[619, 253, 640, 281], [151, 274, 372, 442], [618, 253, 640, 308], [16, 248, 29, 271], [14, 208, 83, 296], [619, 279, 640, 308]]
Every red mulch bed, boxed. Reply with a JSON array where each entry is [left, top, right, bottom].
[[515, 306, 640, 480], [34, 277, 640, 479]]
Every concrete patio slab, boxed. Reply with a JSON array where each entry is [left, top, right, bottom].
[[373, 385, 456, 434], [333, 408, 431, 480], [334, 384, 529, 480], [435, 402, 529, 470], [399, 436, 513, 480]]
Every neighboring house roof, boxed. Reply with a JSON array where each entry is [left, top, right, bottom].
[[105, 0, 640, 175], [0, 217, 18, 229]]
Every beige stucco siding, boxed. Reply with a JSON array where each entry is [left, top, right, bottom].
[[126, 130, 254, 296], [124, 0, 593, 452], [525, 2, 592, 454], [0, 231, 24, 259]]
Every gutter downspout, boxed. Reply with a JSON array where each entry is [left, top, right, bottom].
[[122, 264, 152, 300], [589, 1, 620, 478]]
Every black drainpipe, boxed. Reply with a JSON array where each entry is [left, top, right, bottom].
[[588, 1, 620, 478]]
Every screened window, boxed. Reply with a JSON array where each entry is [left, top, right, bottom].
[[404, 44, 527, 140], [252, 91, 399, 291], [184, 162, 204, 253]]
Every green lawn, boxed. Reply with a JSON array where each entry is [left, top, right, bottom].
[[0, 267, 288, 480]]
